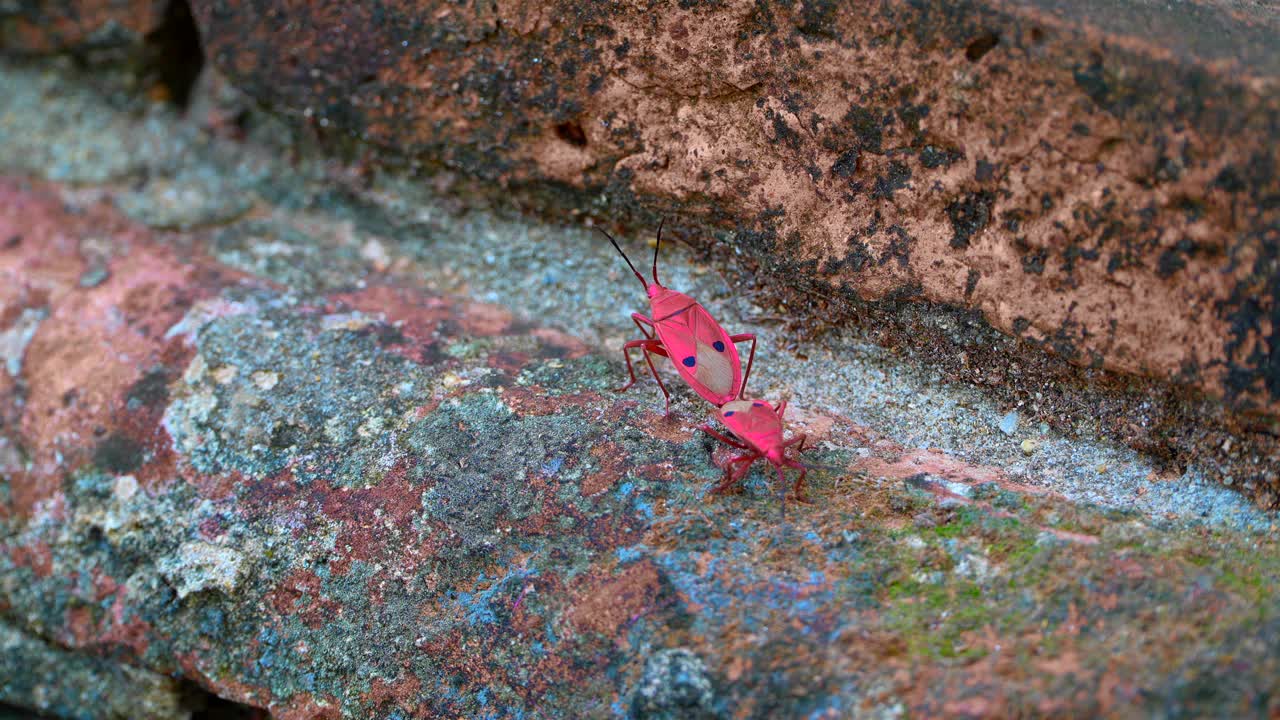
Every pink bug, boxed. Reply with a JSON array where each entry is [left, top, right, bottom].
[[598, 221, 757, 412], [699, 398, 810, 507]]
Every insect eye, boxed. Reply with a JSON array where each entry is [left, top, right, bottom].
[[724, 411, 735, 417], [682, 356, 696, 367], [712, 340, 725, 352]]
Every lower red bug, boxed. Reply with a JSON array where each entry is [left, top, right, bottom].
[[700, 398, 810, 511]]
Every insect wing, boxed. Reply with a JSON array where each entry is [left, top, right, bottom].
[[655, 304, 742, 404]]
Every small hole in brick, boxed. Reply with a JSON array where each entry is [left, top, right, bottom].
[[143, 0, 205, 109], [554, 120, 587, 147], [1029, 26, 1044, 45], [964, 31, 1000, 62]]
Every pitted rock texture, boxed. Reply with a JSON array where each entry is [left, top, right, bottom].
[[190, 0, 1280, 424], [4, 179, 1280, 719]]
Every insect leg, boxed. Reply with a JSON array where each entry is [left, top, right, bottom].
[[783, 432, 807, 449], [776, 399, 788, 419], [616, 339, 653, 393], [632, 313, 659, 341], [785, 460, 811, 504], [729, 333, 758, 399], [639, 341, 672, 413], [727, 456, 755, 490], [699, 424, 749, 450], [712, 453, 758, 494]]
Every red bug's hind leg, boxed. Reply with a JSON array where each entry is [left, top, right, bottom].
[[729, 333, 757, 399]]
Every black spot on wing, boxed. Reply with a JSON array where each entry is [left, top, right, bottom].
[[682, 356, 696, 367]]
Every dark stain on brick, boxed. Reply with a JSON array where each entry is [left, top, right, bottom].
[[975, 158, 997, 183], [1220, 230, 1280, 405], [1072, 53, 1151, 119], [1213, 166, 1246, 194], [946, 191, 994, 250], [896, 101, 929, 137], [919, 145, 960, 169], [871, 161, 911, 199], [881, 225, 913, 268], [842, 236, 874, 272], [1156, 238, 1197, 278], [830, 149, 860, 178], [1020, 245, 1048, 275], [1002, 209, 1025, 233], [842, 105, 882, 154], [797, 0, 840, 39], [964, 269, 980, 298], [768, 109, 801, 150]]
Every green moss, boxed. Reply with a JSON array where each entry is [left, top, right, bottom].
[[932, 505, 979, 538]]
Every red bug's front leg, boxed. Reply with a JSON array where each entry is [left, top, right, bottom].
[[729, 333, 757, 399], [618, 338, 666, 393], [775, 399, 788, 419], [616, 339, 649, 393], [632, 313, 662, 345], [699, 424, 748, 451]]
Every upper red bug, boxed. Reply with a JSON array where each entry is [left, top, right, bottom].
[[599, 221, 756, 412], [700, 398, 810, 509]]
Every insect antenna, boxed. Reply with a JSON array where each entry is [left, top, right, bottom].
[[652, 217, 665, 287], [597, 227, 648, 291]]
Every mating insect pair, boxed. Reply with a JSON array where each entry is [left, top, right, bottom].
[[599, 222, 810, 504]]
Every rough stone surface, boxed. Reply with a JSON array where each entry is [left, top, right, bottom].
[[189, 0, 1280, 423], [2, 37, 1280, 720], [3, 143, 1280, 718], [0, 621, 187, 720]]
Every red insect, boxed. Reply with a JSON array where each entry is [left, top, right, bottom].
[[700, 398, 810, 505], [599, 222, 756, 412]]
